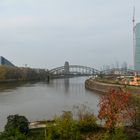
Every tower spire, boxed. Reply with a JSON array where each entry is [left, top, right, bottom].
[[133, 3, 135, 69], [133, 5, 135, 28]]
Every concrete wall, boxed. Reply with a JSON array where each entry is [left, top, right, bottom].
[[85, 78, 123, 94], [85, 78, 140, 94]]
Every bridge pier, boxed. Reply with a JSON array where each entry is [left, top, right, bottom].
[[49, 62, 99, 78]]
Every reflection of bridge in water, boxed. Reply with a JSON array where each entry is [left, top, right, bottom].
[[49, 61, 100, 78]]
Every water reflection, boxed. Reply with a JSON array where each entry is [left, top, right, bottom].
[[0, 81, 38, 92], [64, 78, 69, 92], [0, 82, 24, 92]]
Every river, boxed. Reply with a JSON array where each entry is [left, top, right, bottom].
[[0, 77, 100, 131]]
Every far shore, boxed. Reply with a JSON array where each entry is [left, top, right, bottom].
[[85, 78, 140, 94]]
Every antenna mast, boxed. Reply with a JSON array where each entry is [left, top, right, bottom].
[[132, 4, 135, 68]]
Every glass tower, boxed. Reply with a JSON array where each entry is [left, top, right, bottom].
[[134, 23, 140, 71], [0, 56, 14, 67]]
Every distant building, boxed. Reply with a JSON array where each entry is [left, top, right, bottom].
[[64, 61, 70, 75], [0, 56, 15, 67], [134, 23, 140, 71]]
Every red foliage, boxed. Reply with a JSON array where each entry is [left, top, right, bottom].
[[98, 89, 135, 129]]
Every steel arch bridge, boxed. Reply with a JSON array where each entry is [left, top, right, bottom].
[[49, 65, 99, 77]]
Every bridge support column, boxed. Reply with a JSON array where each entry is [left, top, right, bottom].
[[64, 61, 70, 76]]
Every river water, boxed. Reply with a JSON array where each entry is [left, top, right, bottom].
[[0, 77, 100, 131]]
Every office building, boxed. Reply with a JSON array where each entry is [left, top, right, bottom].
[[0, 56, 15, 67], [134, 23, 140, 71]]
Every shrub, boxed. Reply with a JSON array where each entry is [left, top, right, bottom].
[[45, 111, 82, 140], [129, 95, 140, 127], [45, 122, 60, 140], [78, 114, 97, 132], [75, 104, 97, 132], [0, 129, 27, 140], [55, 111, 81, 140], [5, 114, 29, 135], [102, 128, 128, 140]]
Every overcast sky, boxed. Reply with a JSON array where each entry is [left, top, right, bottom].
[[0, 0, 140, 70]]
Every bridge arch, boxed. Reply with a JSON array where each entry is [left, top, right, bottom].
[[49, 65, 99, 77]]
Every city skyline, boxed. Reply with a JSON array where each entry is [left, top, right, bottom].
[[0, 0, 140, 69]]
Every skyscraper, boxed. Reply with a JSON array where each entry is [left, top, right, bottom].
[[134, 23, 140, 71]]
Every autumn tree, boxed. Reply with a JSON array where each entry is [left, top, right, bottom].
[[98, 89, 135, 130], [129, 94, 140, 127]]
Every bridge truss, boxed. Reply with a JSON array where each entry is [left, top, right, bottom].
[[49, 65, 99, 77]]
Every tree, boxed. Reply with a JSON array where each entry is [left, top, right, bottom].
[[98, 89, 135, 130], [5, 114, 29, 135]]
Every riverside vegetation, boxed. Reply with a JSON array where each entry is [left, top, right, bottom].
[[0, 89, 140, 140], [0, 66, 49, 82]]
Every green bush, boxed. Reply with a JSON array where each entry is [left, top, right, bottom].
[[130, 95, 140, 127], [5, 114, 29, 135], [0, 114, 30, 140], [0, 129, 27, 140], [56, 111, 82, 140], [45, 122, 60, 140], [75, 104, 97, 132], [45, 111, 82, 140], [102, 128, 128, 140], [78, 113, 97, 132]]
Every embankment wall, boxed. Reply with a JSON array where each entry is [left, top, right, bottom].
[[85, 78, 140, 94]]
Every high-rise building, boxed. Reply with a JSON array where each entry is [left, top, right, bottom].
[[64, 61, 69, 75], [134, 23, 140, 71], [0, 56, 15, 67]]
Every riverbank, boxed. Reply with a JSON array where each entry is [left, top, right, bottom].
[[0, 78, 49, 84], [85, 78, 140, 94], [0, 65, 49, 84]]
